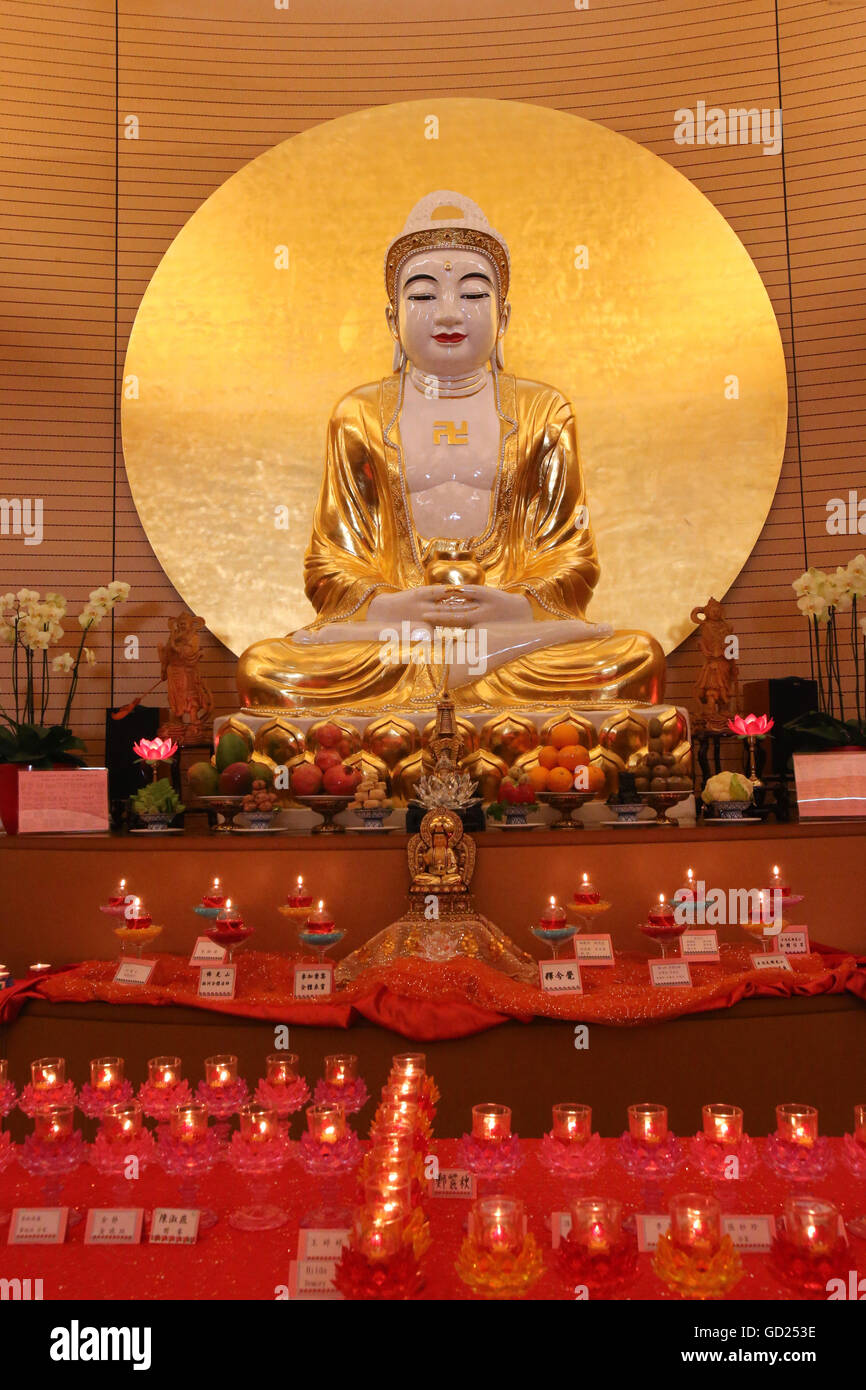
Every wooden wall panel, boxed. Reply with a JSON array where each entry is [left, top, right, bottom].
[[2, 0, 865, 756]]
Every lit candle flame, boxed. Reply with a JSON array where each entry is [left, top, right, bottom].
[[687, 867, 694, 883], [297, 874, 304, 890], [318, 899, 324, 913]]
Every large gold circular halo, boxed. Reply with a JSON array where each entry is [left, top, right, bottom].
[[123, 98, 787, 658]]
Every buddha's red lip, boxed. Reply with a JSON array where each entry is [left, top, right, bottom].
[[433, 332, 466, 343]]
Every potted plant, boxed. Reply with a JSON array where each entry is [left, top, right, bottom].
[[129, 777, 185, 831], [786, 556, 866, 750], [0, 583, 130, 832]]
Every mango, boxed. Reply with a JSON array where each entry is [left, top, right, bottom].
[[247, 758, 275, 787], [187, 761, 219, 797], [215, 731, 250, 774]]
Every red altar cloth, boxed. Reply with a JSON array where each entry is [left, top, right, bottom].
[[0, 1137, 862, 1300], [1, 943, 863, 1042]]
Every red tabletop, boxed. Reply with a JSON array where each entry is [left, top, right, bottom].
[[1, 1138, 862, 1300]]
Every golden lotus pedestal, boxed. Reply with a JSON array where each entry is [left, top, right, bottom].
[[215, 703, 692, 811]]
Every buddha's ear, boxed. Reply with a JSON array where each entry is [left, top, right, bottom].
[[386, 303, 405, 372], [493, 302, 511, 370]]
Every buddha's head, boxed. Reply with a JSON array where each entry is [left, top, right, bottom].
[[385, 191, 511, 377]]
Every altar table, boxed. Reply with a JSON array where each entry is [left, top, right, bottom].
[[0, 1139, 862, 1302]]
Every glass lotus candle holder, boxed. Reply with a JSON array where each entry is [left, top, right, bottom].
[[314, 1054, 368, 1112], [458, 1106, 522, 1177], [228, 1104, 291, 1230], [332, 1208, 425, 1300], [770, 1195, 848, 1296], [842, 1104, 866, 1188], [101, 1100, 143, 1145], [34, 1105, 74, 1145], [157, 1102, 220, 1228], [297, 1102, 361, 1175], [91, 1102, 155, 1194], [456, 1196, 543, 1300], [20, 1105, 85, 1214], [653, 1195, 743, 1300], [0, 1058, 17, 1117], [619, 1104, 683, 1177], [691, 1103, 758, 1179], [540, 1103, 604, 1175], [307, 1102, 346, 1146], [766, 1105, 834, 1179], [558, 1196, 638, 1297], [19, 1057, 75, 1115], [255, 1053, 310, 1114], [138, 1056, 191, 1122], [197, 1055, 248, 1118], [78, 1056, 134, 1118]]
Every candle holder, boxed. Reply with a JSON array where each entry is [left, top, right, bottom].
[[333, 1209, 425, 1300], [19, 1107, 85, 1216], [314, 1054, 369, 1112], [558, 1198, 638, 1297], [19, 1059, 76, 1117], [640, 899, 687, 958], [619, 1104, 684, 1178], [254, 1053, 310, 1116], [765, 1105, 834, 1179], [0, 1059, 17, 1118], [278, 876, 315, 921], [769, 1196, 848, 1297], [539, 1103, 604, 1176], [457, 1103, 523, 1177], [690, 1103, 759, 1181], [99, 878, 131, 917], [157, 1103, 221, 1228], [372, 1096, 432, 1144], [90, 1104, 156, 1202], [138, 1056, 192, 1124], [653, 1228, 744, 1300], [297, 927, 345, 966], [456, 1197, 543, 1299], [194, 878, 226, 918], [113, 921, 163, 957], [197, 1056, 249, 1120], [296, 1104, 362, 1176], [841, 1131, 866, 1179], [227, 1105, 292, 1230], [78, 1058, 134, 1119]]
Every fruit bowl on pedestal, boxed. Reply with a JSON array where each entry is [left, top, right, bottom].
[[537, 789, 596, 830], [292, 794, 353, 835]]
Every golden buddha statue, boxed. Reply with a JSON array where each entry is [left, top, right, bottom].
[[238, 191, 665, 715]]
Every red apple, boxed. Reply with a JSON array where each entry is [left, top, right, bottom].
[[314, 748, 343, 773], [322, 763, 362, 796], [291, 762, 323, 796]]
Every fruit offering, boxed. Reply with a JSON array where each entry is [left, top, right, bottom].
[[349, 775, 392, 815], [630, 753, 692, 795], [242, 779, 278, 815], [291, 749, 363, 799], [534, 727, 606, 796], [499, 764, 538, 806]]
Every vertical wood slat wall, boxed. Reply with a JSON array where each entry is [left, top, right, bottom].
[[2, 0, 864, 757]]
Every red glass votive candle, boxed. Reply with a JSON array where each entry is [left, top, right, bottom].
[[539, 897, 566, 929], [364, 1176, 412, 1220], [628, 1102, 668, 1147], [573, 873, 600, 906], [647, 896, 675, 928], [324, 1054, 358, 1087], [369, 1124, 415, 1161], [471, 1195, 524, 1254], [379, 1088, 421, 1122], [201, 876, 225, 909], [90, 1056, 124, 1091], [354, 1207, 403, 1263], [784, 1196, 838, 1256], [28, 963, 53, 977], [31, 1057, 65, 1091], [854, 1103, 866, 1146], [366, 1154, 412, 1188], [669, 1193, 722, 1257], [171, 1101, 208, 1146], [215, 901, 243, 929], [287, 875, 313, 909], [102, 1100, 142, 1145], [148, 1055, 181, 1089], [391, 1053, 426, 1079], [126, 899, 152, 929], [305, 901, 335, 933], [776, 1103, 818, 1149], [34, 1105, 74, 1144], [552, 1103, 592, 1145], [306, 1102, 346, 1145], [266, 1053, 299, 1086], [570, 1197, 622, 1255], [377, 1102, 420, 1131], [204, 1055, 238, 1088], [472, 1103, 512, 1145], [767, 864, 790, 899], [387, 1072, 423, 1101], [239, 1104, 278, 1145], [702, 1103, 744, 1147], [108, 877, 128, 906]]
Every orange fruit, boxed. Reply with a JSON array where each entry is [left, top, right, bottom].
[[550, 720, 583, 749], [527, 764, 550, 792], [547, 766, 574, 792], [586, 764, 607, 793], [557, 744, 590, 771], [537, 745, 559, 770]]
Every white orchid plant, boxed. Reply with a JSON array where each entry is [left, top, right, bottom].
[[791, 555, 866, 745], [0, 582, 130, 767]]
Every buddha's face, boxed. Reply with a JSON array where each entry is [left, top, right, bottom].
[[389, 249, 508, 377]]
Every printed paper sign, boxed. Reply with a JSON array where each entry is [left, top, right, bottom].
[[649, 959, 693, 988], [551, 1211, 572, 1248], [538, 960, 583, 994], [149, 1208, 200, 1244], [16, 767, 109, 833], [113, 958, 157, 986], [84, 1209, 144, 1245], [778, 926, 810, 956], [723, 1215, 776, 1252], [750, 953, 793, 973], [288, 1259, 343, 1299], [636, 1214, 671, 1252], [294, 964, 335, 999], [680, 930, 721, 963], [189, 936, 227, 965], [8, 1208, 69, 1244], [428, 1169, 478, 1200], [297, 1228, 351, 1261], [197, 965, 237, 998], [575, 934, 615, 966]]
